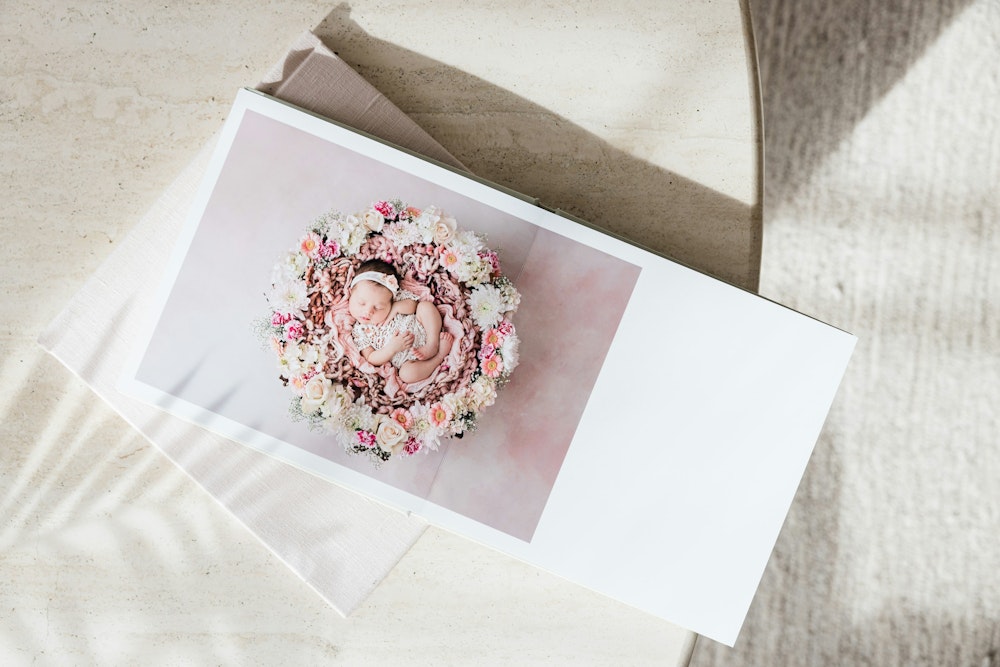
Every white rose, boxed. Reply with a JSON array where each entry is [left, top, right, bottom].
[[433, 214, 457, 244], [375, 418, 408, 453], [300, 375, 332, 414], [453, 229, 483, 253], [361, 208, 385, 233]]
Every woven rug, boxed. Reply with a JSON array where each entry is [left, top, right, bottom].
[[693, 0, 999, 664]]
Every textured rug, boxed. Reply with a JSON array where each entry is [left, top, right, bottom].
[[693, 0, 999, 664]]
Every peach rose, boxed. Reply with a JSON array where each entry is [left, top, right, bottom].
[[300, 375, 332, 414], [361, 208, 385, 233], [433, 214, 457, 244], [375, 418, 408, 452]]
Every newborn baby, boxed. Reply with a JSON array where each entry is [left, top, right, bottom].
[[348, 259, 454, 384]]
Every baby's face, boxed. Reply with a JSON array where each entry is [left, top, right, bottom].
[[348, 279, 393, 325]]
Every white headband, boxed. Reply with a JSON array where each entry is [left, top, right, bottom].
[[350, 271, 399, 295]]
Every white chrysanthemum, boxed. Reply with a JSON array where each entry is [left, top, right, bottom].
[[384, 221, 421, 248], [268, 275, 310, 313], [499, 333, 520, 374], [344, 400, 376, 432], [468, 284, 504, 329], [451, 229, 484, 254]]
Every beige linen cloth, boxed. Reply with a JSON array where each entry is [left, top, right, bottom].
[[38, 32, 463, 615]]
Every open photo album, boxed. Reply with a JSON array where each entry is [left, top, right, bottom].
[[120, 88, 856, 645]]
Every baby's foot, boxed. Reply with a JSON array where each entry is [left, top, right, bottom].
[[413, 336, 440, 361], [435, 332, 454, 360]]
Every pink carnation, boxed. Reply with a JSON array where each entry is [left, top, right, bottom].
[[272, 311, 292, 326], [496, 320, 514, 336], [356, 430, 376, 448], [478, 343, 496, 360], [402, 438, 421, 456], [373, 200, 396, 218], [284, 320, 304, 340], [318, 241, 339, 259]]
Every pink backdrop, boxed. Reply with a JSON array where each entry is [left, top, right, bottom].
[[136, 111, 640, 541]]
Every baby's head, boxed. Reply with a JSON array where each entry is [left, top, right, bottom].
[[348, 259, 400, 325]]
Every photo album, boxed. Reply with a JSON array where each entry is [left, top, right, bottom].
[[120, 88, 856, 645]]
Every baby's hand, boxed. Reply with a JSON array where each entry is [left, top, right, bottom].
[[388, 330, 415, 352]]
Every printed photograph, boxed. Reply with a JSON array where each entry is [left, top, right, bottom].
[[121, 91, 858, 643], [132, 105, 640, 541]]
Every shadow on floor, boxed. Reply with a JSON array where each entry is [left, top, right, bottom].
[[312, 3, 762, 292]]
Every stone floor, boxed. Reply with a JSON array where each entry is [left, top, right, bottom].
[[2, 2, 759, 664]]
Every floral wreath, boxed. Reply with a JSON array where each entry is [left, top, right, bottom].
[[255, 199, 520, 465]]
